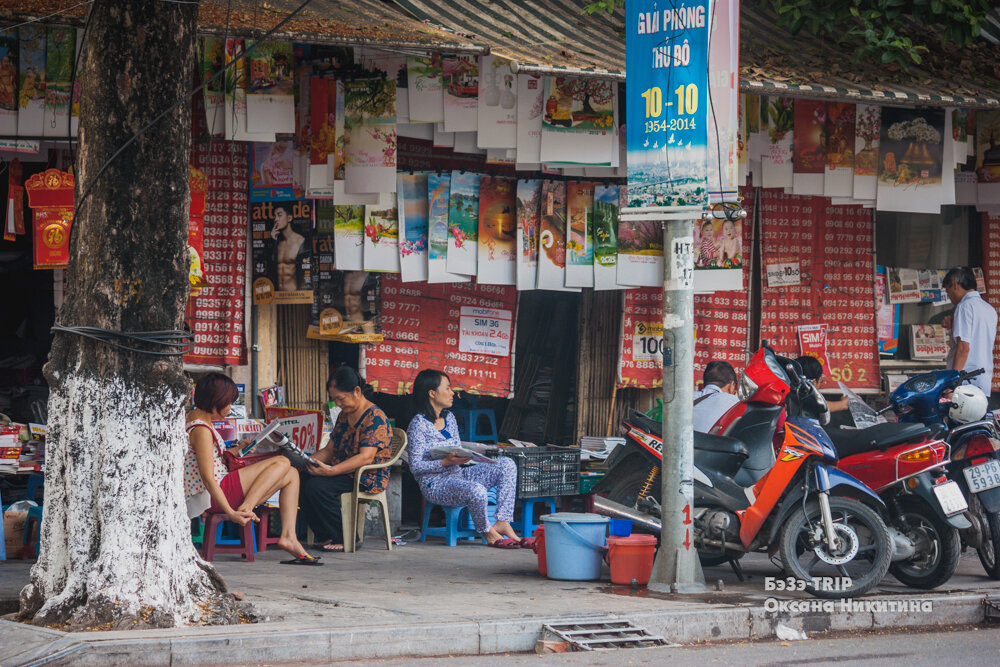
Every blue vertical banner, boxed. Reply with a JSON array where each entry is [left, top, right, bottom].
[[626, 1, 711, 212]]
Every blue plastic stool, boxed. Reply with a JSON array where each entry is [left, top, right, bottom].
[[23, 473, 43, 503], [215, 519, 257, 551], [451, 395, 499, 443], [518, 496, 556, 537], [420, 503, 484, 546], [22, 505, 44, 560]]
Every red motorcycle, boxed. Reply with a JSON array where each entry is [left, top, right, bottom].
[[712, 383, 970, 589]]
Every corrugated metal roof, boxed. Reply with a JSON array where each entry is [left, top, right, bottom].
[[3, 0, 1000, 108]]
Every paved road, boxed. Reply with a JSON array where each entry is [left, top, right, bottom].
[[328, 626, 1000, 666]]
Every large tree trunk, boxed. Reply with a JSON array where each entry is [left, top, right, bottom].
[[18, 0, 238, 629]]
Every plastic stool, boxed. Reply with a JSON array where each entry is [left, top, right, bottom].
[[202, 513, 256, 562], [453, 408, 498, 443], [257, 506, 282, 553], [420, 503, 484, 546], [518, 497, 556, 537], [22, 505, 44, 560]]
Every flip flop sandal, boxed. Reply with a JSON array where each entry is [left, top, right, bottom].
[[280, 554, 324, 565], [518, 537, 536, 549], [487, 538, 521, 549], [321, 543, 345, 553]]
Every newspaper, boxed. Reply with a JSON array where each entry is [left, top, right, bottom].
[[838, 381, 886, 428], [427, 442, 497, 464]]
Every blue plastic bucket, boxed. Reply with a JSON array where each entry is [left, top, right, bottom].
[[540, 512, 609, 581], [608, 518, 633, 537]]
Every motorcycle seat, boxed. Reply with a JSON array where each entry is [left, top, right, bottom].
[[694, 431, 749, 458], [826, 422, 932, 458], [630, 410, 662, 439]]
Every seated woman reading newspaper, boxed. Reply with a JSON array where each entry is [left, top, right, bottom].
[[185, 373, 320, 564], [300, 366, 393, 553], [406, 369, 531, 549]]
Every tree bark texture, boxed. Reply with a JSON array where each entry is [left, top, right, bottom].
[[18, 0, 234, 629]]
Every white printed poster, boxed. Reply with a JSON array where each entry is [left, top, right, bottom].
[[515, 73, 544, 167], [458, 307, 513, 357], [0, 32, 18, 136], [245, 41, 295, 134], [539, 77, 615, 165], [877, 107, 945, 213], [477, 55, 517, 148], [333, 204, 365, 271], [617, 215, 663, 289], [823, 102, 856, 198], [516, 179, 541, 291], [565, 181, 595, 288], [343, 78, 396, 195], [762, 97, 794, 189], [853, 104, 880, 202], [359, 50, 408, 123], [407, 54, 443, 123], [976, 110, 1000, 206], [200, 37, 226, 138], [363, 193, 400, 273], [427, 172, 469, 284], [477, 176, 517, 285], [397, 173, 429, 283], [442, 55, 478, 132], [18, 27, 45, 137], [224, 39, 276, 143], [706, 0, 739, 204], [42, 27, 74, 138], [593, 184, 623, 291], [537, 180, 579, 292], [446, 171, 480, 276]]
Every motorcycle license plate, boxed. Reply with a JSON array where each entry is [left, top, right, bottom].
[[932, 481, 968, 516], [964, 459, 1000, 493]]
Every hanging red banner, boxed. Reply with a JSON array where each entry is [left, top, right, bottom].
[[363, 275, 517, 396], [184, 142, 248, 366], [26, 168, 75, 270], [759, 192, 878, 390]]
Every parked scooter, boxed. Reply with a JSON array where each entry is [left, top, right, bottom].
[[595, 348, 893, 598], [888, 368, 1000, 578]]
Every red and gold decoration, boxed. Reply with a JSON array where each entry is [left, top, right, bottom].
[[26, 168, 74, 270]]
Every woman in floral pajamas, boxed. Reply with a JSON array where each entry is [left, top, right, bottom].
[[407, 369, 531, 548]]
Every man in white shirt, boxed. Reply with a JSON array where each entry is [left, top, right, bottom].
[[943, 267, 998, 397], [693, 361, 740, 433]]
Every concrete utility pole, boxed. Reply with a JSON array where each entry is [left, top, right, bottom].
[[648, 216, 706, 594]]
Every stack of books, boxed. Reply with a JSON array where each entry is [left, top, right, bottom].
[[1, 425, 23, 473], [578, 436, 625, 465]]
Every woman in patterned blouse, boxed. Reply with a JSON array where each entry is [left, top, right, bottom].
[[300, 366, 393, 553]]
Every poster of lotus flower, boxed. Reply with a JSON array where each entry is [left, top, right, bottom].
[[477, 176, 517, 285], [537, 180, 578, 292], [877, 107, 945, 213], [515, 179, 542, 291], [343, 78, 396, 195], [446, 171, 481, 276], [397, 173, 429, 283], [363, 193, 400, 273]]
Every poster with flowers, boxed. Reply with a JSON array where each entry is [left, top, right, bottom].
[[976, 110, 1000, 206], [762, 97, 794, 189], [593, 184, 622, 291], [477, 55, 517, 148], [853, 104, 880, 201], [565, 181, 595, 288], [246, 41, 294, 134], [793, 99, 825, 196], [363, 193, 400, 273], [446, 171, 481, 276], [343, 78, 396, 194], [18, 26, 44, 137], [824, 102, 856, 198], [539, 77, 615, 165], [43, 27, 73, 137], [200, 37, 225, 137], [477, 176, 517, 285], [617, 198, 663, 289], [537, 180, 578, 291], [407, 54, 444, 123], [427, 172, 469, 284], [515, 179, 541, 291], [442, 55, 478, 133], [877, 107, 945, 213], [515, 74, 544, 167], [397, 173, 429, 283], [333, 204, 365, 271]]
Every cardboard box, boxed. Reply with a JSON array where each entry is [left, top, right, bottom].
[[3, 510, 26, 559]]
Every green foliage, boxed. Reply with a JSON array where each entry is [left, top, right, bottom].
[[758, 0, 993, 67]]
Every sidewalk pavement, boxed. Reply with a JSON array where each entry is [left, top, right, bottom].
[[2, 535, 1000, 666]]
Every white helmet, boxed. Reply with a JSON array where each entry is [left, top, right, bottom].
[[950, 384, 989, 424]]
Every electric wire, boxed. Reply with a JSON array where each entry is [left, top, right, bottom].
[[0, 0, 93, 33], [50, 324, 194, 356]]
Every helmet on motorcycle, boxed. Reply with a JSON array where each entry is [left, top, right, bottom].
[[950, 384, 988, 424]]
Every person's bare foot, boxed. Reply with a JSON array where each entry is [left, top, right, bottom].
[[277, 535, 309, 558], [484, 526, 505, 545], [493, 521, 520, 541]]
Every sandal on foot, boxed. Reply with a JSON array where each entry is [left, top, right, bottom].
[[321, 543, 345, 552], [518, 537, 536, 549], [487, 538, 521, 549], [280, 554, 323, 565]]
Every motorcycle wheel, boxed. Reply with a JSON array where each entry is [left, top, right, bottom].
[[779, 496, 892, 599], [605, 463, 659, 510], [976, 508, 1000, 580], [887, 498, 961, 589]]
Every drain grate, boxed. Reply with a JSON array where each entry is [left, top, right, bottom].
[[984, 597, 1000, 622], [541, 618, 674, 651]]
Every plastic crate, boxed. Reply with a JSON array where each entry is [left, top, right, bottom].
[[486, 446, 581, 498], [579, 471, 605, 494]]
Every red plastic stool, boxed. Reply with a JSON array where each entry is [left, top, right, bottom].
[[257, 506, 282, 553], [201, 512, 255, 562]]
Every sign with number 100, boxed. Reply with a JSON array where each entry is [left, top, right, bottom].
[[625, 1, 710, 212]]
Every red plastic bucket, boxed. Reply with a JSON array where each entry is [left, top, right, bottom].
[[532, 525, 546, 576], [605, 534, 657, 585]]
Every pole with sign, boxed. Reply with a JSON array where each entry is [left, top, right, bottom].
[[625, 0, 713, 593]]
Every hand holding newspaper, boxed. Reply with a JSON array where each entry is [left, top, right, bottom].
[[427, 442, 498, 465]]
